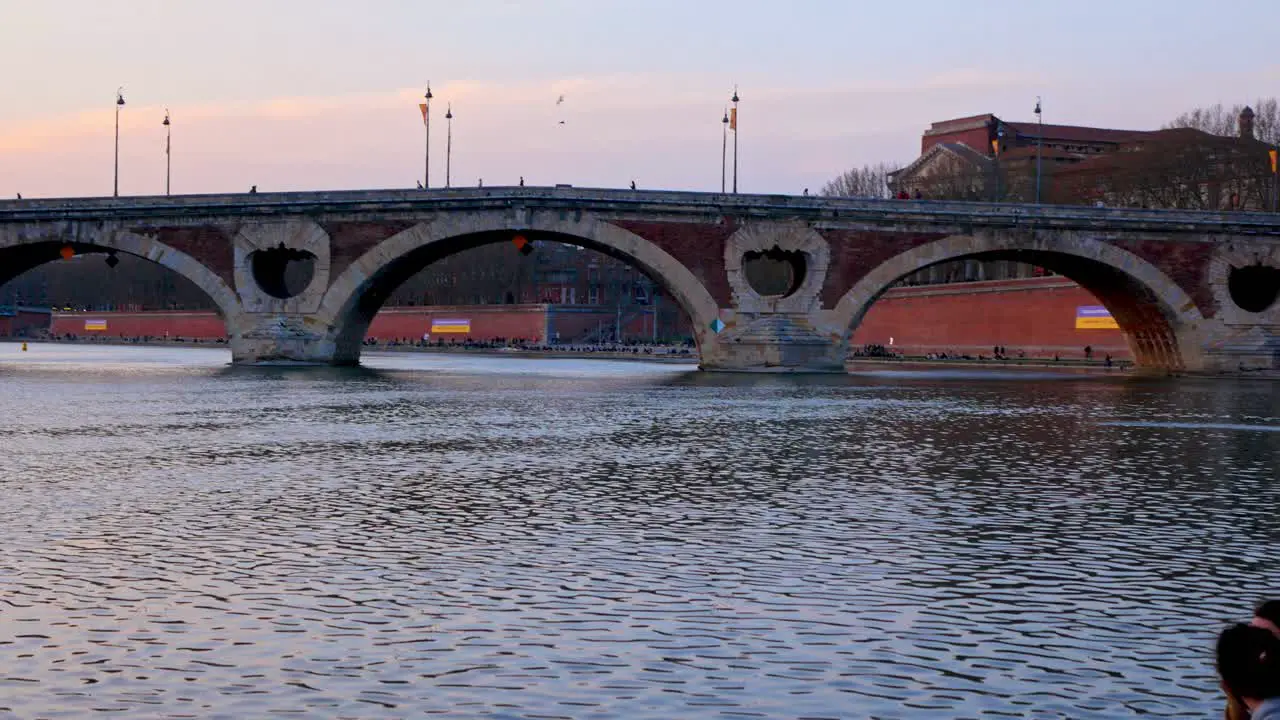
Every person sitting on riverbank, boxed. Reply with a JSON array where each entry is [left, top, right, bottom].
[[1227, 601, 1280, 719], [1219, 621, 1280, 720], [1255, 601, 1280, 637]]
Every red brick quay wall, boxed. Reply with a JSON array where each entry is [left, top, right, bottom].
[[47, 304, 680, 345], [46, 306, 553, 343], [45, 277, 1131, 360], [851, 277, 1131, 360], [49, 310, 228, 340]]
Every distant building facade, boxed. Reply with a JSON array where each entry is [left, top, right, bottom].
[[891, 107, 1277, 208], [888, 107, 1279, 286]]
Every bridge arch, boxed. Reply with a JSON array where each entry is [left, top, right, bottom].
[[0, 227, 242, 324], [315, 210, 722, 365], [832, 230, 1207, 370]]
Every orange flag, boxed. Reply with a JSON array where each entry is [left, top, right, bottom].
[[729, 107, 737, 131], [418, 103, 428, 125], [1270, 149, 1278, 173]]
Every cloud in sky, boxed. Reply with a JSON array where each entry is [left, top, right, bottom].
[[4, 0, 1279, 198]]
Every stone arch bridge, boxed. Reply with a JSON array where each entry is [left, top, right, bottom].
[[3, 187, 1279, 373]]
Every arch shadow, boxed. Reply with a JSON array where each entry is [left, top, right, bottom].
[[0, 229, 242, 326], [316, 212, 722, 365], [832, 231, 1207, 370]]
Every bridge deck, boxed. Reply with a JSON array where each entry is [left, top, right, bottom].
[[2, 187, 1280, 237]]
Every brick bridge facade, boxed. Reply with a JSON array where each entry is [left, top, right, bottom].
[[2, 187, 1279, 373]]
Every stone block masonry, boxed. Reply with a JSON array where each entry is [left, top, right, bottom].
[[4, 187, 1279, 373]]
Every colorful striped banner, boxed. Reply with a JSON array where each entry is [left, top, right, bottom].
[[1075, 305, 1119, 330], [430, 318, 471, 333]]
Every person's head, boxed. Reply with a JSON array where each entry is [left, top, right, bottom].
[[1253, 600, 1280, 635], [1218, 623, 1280, 708]]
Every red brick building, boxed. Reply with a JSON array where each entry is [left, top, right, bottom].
[[890, 113, 1153, 203], [891, 108, 1277, 209], [888, 108, 1279, 288]]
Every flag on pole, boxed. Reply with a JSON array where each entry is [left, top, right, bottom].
[[419, 103, 429, 125], [729, 107, 737, 131], [991, 139, 999, 155], [1270, 149, 1278, 173]]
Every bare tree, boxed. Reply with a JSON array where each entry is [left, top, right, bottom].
[[1051, 128, 1274, 210], [1166, 98, 1278, 145], [820, 162, 897, 198]]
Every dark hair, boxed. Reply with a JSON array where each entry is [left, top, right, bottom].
[[1256, 600, 1280, 627], [1218, 623, 1280, 701]]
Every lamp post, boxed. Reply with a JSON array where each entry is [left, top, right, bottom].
[[1034, 97, 1043, 203], [162, 109, 171, 196], [114, 87, 125, 197], [992, 124, 1005, 202], [731, 87, 740, 194], [445, 104, 453, 188], [721, 109, 729, 193], [424, 83, 433, 188]]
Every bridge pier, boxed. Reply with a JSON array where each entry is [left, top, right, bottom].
[[698, 312, 847, 373], [694, 222, 847, 372], [229, 313, 341, 365], [228, 308, 850, 372]]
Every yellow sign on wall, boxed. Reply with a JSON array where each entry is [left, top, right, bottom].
[[430, 318, 471, 334], [84, 319, 108, 331], [1075, 306, 1119, 330]]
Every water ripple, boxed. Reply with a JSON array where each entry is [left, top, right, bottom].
[[0, 346, 1277, 718]]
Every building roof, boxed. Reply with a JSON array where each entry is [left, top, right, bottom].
[[937, 141, 991, 165], [920, 113, 1157, 160], [888, 142, 991, 185], [923, 114, 997, 137], [1003, 121, 1150, 145], [1051, 126, 1275, 177]]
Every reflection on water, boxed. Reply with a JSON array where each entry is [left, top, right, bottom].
[[1, 343, 1277, 718]]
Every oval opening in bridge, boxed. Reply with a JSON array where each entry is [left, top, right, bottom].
[[743, 247, 806, 298], [1227, 264, 1280, 314], [251, 246, 317, 299]]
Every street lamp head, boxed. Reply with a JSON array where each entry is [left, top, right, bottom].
[[722, 110, 729, 124], [162, 109, 170, 127], [445, 104, 452, 120], [731, 88, 739, 103], [425, 83, 433, 101], [1034, 97, 1042, 116], [116, 87, 125, 106]]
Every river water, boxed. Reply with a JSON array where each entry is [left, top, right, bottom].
[[1, 343, 1277, 719]]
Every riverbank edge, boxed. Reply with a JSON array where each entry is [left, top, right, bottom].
[[1, 339, 701, 365], [847, 357, 1280, 380], [8, 339, 1278, 378]]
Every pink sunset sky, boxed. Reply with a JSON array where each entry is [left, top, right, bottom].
[[2, 0, 1277, 199]]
